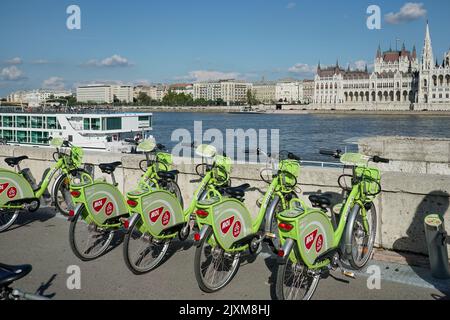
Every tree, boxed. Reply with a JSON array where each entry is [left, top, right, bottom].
[[246, 89, 258, 106], [137, 92, 152, 106]]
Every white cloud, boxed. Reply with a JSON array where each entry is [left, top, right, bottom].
[[1, 66, 26, 81], [84, 54, 132, 67], [353, 60, 367, 70], [286, 2, 296, 9], [385, 2, 427, 24], [6, 57, 22, 65], [176, 70, 241, 82], [134, 79, 152, 86], [32, 59, 50, 65], [42, 77, 65, 90], [288, 63, 316, 75]]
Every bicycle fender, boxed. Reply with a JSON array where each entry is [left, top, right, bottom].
[[124, 213, 140, 234], [51, 173, 67, 205], [264, 195, 281, 233], [343, 203, 361, 257]]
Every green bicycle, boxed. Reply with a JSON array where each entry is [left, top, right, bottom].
[[0, 137, 92, 232], [275, 150, 389, 300], [193, 149, 301, 293], [122, 143, 233, 274], [68, 139, 178, 261]]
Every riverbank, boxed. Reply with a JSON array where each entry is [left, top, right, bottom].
[[124, 106, 450, 116]]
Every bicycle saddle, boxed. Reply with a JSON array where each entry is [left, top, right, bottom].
[[158, 170, 179, 181], [99, 162, 122, 174], [224, 184, 251, 199], [309, 195, 331, 209], [4, 156, 29, 167], [0, 263, 32, 287]]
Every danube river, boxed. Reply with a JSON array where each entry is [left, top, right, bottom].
[[151, 112, 450, 161]]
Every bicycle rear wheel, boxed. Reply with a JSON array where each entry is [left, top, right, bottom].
[[348, 204, 377, 269], [276, 258, 320, 300], [0, 209, 20, 233], [194, 228, 240, 293], [69, 206, 115, 261], [123, 215, 171, 274]]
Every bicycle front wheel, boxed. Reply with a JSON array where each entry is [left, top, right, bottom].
[[0, 209, 20, 233], [69, 206, 115, 261], [276, 258, 320, 300], [123, 215, 171, 274], [194, 228, 240, 293], [348, 203, 377, 269]]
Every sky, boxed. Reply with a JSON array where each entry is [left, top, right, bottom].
[[0, 0, 449, 96]]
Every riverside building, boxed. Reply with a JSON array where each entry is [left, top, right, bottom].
[[313, 21, 450, 110], [193, 80, 252, 105], [77, 85, 133, 104]]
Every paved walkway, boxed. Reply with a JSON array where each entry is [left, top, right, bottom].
[[0, 208, 448, 300]]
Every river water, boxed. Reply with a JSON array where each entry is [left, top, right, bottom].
[[151, 112, 450, 161]]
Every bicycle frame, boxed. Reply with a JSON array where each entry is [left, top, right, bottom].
[[278, 165, 377, 270], [1, 148, 81, 210], [127, 159, 230, 240], [195, 161, 299, 253]]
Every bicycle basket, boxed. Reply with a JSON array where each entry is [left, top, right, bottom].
[[356, 166, 381, 198], [214, 155, 232, 183], [279, 159, 300, 189], [156, 152, 173, 171], [69, 146, 84, 169], [340, 153, 370, 167]]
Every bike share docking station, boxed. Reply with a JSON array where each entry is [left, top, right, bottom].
[[424, 214, 450, 279]]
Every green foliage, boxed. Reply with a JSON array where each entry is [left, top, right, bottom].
[[246, 89, 259, 106]]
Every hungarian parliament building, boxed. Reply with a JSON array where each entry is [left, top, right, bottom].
[[313, 22, 450, 110]]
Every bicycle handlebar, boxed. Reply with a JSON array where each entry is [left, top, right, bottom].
[[373, 156, 390, 164], [287, 152, 301, 161], [11, 289, 49, 301], [319, 149, 342, 158], [320, 149, 390, 164]]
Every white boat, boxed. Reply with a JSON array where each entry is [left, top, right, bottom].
[[0, 109, 153, 153], [228, 106, 267, 115]]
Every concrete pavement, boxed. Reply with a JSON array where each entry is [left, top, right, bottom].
[[0, 208, 448, 300]]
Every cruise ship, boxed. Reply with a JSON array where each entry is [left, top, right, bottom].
[[0, 108, 153, 153]]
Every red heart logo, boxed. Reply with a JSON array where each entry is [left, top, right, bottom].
[[93, 198, 107, 213], [162, 211, 171, 226], [0, 183, 9, 194], [316, 234, 324, 253], [304, 229, 318, 251], [232, 221, 241, 238], [220, 216, 235, 234], [105, 202, 114, 216], [7, 187, 17, 199], [149, 207, 164, 223]]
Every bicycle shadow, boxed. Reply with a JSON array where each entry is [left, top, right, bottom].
[[4, 208, 56, 233], [393, 190, 450, 300], [35, 274, 57, 299]]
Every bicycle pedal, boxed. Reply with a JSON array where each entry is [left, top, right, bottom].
[[341, 270, 356, 279]]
